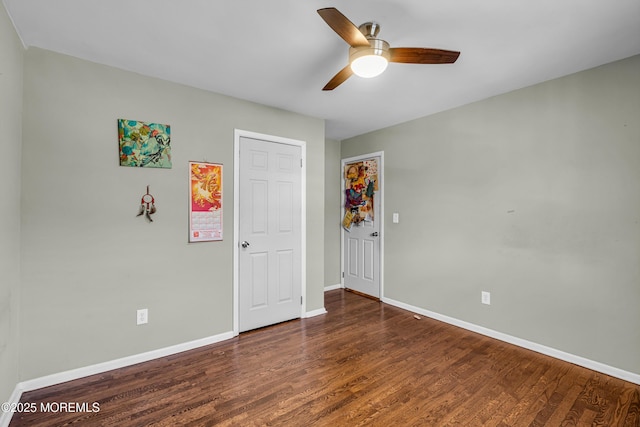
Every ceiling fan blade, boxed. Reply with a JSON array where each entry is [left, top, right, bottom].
[[323, 65, 353, 91], [389, 48, 460, 64], [317, 8, 370, 47]]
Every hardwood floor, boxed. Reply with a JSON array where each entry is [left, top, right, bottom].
[[10, 290, 640, 426]]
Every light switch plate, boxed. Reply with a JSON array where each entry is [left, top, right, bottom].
[[393, 213, 399, 223]]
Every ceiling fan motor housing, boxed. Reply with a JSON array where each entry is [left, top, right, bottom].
[[349, 39, 391, 62]]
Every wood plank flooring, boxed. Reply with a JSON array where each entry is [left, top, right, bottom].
[[10, 290, 640, 426]]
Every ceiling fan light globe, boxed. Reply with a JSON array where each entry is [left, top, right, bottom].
[[351, 55, 388, 78], [349, 39, 391, 79]]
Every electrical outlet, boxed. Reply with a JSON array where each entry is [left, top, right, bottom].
[[137, 308, 148, 325], [481, 291, 491, 305]]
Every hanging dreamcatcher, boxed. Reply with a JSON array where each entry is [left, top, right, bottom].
[[136, 185, 156, 222]]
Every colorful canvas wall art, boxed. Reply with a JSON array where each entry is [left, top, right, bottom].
[[118, 119, 172, 168], [343, 159, 378, 230], [189, 161, 223, 242]]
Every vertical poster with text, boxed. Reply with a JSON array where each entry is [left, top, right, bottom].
[[189, 161, 223, 242]]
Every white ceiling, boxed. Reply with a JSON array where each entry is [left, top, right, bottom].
[[5, 0, 640, 140]]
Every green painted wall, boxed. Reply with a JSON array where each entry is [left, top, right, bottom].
[[342, 55, 640, 374], [324, 138, 342, 288], [0, 3, 23, 403], [19, 48, 325, 381]]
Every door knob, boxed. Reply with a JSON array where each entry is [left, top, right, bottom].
[[370, 232, 379, 237], [241, 241, 250, 248]]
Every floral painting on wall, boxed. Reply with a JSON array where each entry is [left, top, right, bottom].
[[118, 119, 172, 168]]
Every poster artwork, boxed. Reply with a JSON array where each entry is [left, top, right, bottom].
[[189, 161, 223, 242], [343, 159, 377, 231]]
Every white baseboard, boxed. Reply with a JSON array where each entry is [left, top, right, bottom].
[[382, 296, 640, 386], [304, 307, 328, 318], [0, 384, 24, 427], [324, 283, 343, 291], [0, 331, 235, 427]]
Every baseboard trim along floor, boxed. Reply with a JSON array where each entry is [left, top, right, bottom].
[[1, 306, 329, 427], [382, 296, 640, 386], [0, 331, 234, 427]]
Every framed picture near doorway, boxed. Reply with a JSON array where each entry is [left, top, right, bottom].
[[189, 161, 223, 242]]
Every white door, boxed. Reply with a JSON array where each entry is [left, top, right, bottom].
[[342, 155, 382, 299], [238, 136, 302, 332]]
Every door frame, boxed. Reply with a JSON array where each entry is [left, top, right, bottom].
[[341, 151, 385, 299], [233, 129, 307, 336]]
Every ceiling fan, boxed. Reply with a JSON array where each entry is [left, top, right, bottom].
[[317, 7, 460, 90]]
